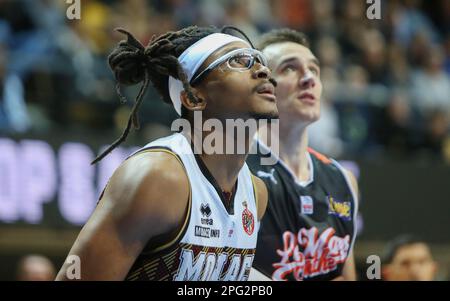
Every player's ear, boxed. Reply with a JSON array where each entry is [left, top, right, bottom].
[[180, 88, 207, 112]]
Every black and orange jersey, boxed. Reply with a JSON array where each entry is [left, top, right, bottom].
[[246, 141, 358, 281]]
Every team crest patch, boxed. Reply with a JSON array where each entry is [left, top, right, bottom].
[[241, 201, 255, 235], [327, 196, 351, 221]]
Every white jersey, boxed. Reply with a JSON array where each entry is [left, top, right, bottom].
[[125, 133, 260, 281]]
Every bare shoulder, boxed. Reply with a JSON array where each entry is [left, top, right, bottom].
[[251, 175, 268, 221], [102, 150, 190, 227], [55, 150, 190, 280]]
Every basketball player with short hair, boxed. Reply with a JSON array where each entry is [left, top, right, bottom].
[[247, 28, 359, 281], [56, 25, 279, 281]]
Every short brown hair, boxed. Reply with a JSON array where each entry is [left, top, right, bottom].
[[258, 28, 310, 51]]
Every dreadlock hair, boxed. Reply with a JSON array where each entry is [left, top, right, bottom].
[[91, 25, 255, 164]]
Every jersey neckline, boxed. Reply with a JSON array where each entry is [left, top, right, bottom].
[[177, 132, 241, 216], [256, 139, 315, 187]]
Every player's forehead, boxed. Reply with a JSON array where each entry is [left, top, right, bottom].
[[394, 243, 432, 261], [262, 42, 318, 69]]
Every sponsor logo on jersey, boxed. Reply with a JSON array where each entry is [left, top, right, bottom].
[[256, 169, 278, 184], [210, 229, 220, 238], [200, 203, 212, 217], [241, 201, 255, 236], [327, 196, 351, 221], [194, 226, 220, 239], [300, 196, 314, 215], [272, 227, 350, 281], [195, 226, 210, 238], [200, 203, 214, 225], [174, 249, 255, 281]]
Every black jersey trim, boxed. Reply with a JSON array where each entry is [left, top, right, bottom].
[[193, 152, 237, 216]]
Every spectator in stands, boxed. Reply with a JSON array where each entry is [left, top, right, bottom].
[[16, 255, 56, 281], [382, 235, 438, 281], [411, 45, 450, 115]]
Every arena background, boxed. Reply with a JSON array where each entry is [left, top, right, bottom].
[[0, 0, 449, 280]]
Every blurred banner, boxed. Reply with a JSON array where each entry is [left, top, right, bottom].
[[0, 134, 137, 227], [1, 134, 449, 244]]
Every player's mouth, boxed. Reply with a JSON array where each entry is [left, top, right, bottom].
[[255, 82, 276, 102], [297, 92, 316, 105]]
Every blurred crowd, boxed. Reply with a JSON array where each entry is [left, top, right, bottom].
[[0, 0, 449, 162]]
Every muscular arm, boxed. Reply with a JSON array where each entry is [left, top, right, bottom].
[[55, 151, 189, 280]]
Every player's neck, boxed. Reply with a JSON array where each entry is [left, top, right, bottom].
[[278, 122, 310, 182], [257, 121, 310, 181], [188, 128, 252, 192], [199, 152, 247, 192]]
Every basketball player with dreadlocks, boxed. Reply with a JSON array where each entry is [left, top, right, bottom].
[[247, 29, 359, 281], [56, 25, 278, 281]]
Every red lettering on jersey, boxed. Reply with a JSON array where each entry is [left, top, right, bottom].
[[272, 227, 350, 280]]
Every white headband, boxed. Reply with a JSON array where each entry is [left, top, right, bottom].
[[168, 33, 250, 116]]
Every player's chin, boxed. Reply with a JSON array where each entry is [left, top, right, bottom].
[[293, 106, 320, 122], [253, 100, 279, 119], [298, 113, 319, 124], [250, 108, 279, 121]]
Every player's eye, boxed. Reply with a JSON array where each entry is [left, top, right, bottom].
[[309, 66, 320, 76], [282, 65, 296, 74], [229, 55, 252, 68]]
